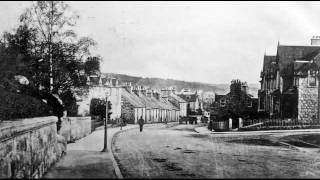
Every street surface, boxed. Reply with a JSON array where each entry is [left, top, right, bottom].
[[112, 124, 320, 178]]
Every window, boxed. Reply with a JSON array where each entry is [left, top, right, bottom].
[[308, 70, 317, 87], [294, 77, 299, 87], [220, 99, 226, 107]]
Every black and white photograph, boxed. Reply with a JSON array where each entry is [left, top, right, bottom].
[[1, 1, 320, 179]]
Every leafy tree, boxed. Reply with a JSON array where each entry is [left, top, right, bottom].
[[90, 98, 106, 119], [0, 1, 101, 116], [18, 1, 98, 93]]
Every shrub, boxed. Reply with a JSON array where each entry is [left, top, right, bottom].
[[0, 88, 53, 120], [60, 90, 78, 116]]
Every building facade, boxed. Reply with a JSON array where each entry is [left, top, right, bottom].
[[258, 36, 320, 122], [212, 79, 258, 118]]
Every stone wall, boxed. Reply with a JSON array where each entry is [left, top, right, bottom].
[[0, 116, 63, 178], [298, 77, 319, 122], [59, 116, 92, 143], [70, 117, 92, 142]]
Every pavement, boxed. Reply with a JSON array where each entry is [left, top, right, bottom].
[[43, 122, 178, 179], [43, 124, 139, 179]]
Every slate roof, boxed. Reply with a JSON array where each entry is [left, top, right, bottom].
[[121, 89, 145, 108], [148, 96, 166, 109], [277, 45, 320, 75], [139, 94, 160, 109], [294, 61, 319, 75], [263, 55, 277, 71], [177, 94, 198, 103], [170, 94, 187, 103], [160, 98, 179, 110]]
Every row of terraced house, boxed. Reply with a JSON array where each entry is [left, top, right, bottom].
[[75, 74, 189, 124], [258, 36, 320, 123]]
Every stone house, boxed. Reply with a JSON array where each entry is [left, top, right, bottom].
[[168, 90, 188, 117], [160, 88, 187, 119], [120, 84, 180, 124], [133, 86, 159, 123], [75, 75, 122, 120], [177, 92, 203, 115], [121, 85, 146, 124], [258, 36, 320, 122], [159, 90, 180, 122], [212, 80, 258, 117], [257, 55, 279, 117]]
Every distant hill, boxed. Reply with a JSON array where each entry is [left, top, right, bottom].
[[104, 73, 259, 98]]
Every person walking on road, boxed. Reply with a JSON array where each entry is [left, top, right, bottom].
[[120, 118, 123, 130], [138, 116, 144, 132], [208, 120, 213, 131]]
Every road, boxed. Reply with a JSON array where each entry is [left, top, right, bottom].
[[112, 124, 320, 178]]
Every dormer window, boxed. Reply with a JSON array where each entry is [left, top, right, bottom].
[[308, 70, 317, 87]]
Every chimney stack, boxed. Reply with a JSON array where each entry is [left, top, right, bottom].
[[171, 87, 176, 94], [153, 90, 160, 100], [141, 86, 147, 96], [160, 88, 169, 101], [146, 89, 153, 98], [311, 36, 320, 46], [133, 86, 141, 96], [123, 82, 133, 93]]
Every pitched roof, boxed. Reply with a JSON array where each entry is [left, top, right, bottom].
[[300, 48, 320, 61], [170, 94, 187, 103], [121, 89, 145, 108], [277, 45, 320, 75], [139, 94, 160, 109], [263, 55, 277, 71], [148, 96, 166, 109], [294, 61, 319, 75], [177, 94, 198, 103], [160, 98, 179, 110]]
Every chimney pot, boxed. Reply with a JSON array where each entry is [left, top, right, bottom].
[[311, 36, 320, 46]]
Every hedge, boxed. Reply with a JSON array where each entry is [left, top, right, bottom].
[[0, 89, 53, 120]]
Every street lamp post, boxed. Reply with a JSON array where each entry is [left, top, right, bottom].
[[102, 88, 111, 152]]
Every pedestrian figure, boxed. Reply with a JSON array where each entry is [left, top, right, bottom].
[[120, 118, 123, 130], [208, 120, 213, 131], [138, 116, 144, 132]]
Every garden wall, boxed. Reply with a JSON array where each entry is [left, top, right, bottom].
[[60, 116, 92, 143], [0, 116, 64, 178]]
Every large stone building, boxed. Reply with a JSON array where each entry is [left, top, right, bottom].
[[258, 36, 320, 122], [212, 79, 258, 118]]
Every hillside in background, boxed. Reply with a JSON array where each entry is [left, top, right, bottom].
[[104, 73, 259, 97]]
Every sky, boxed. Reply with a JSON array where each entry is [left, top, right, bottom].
[[1, 1, 320, 84]]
